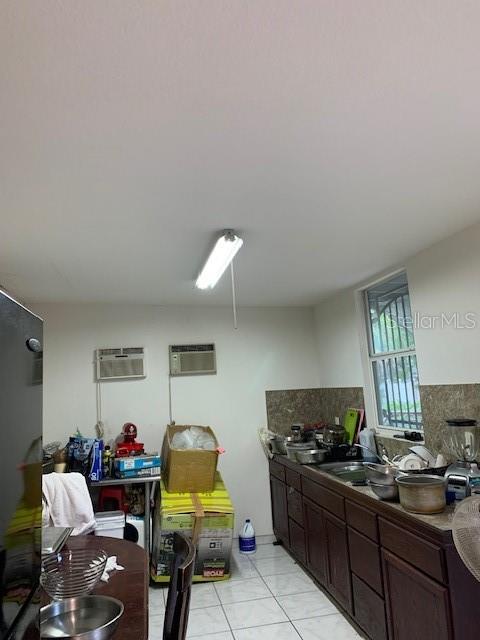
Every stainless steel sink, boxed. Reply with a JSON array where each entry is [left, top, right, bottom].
[[316, 460, 367, 484]]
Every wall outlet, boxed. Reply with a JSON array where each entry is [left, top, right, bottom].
[[334, 416, 340, 425]]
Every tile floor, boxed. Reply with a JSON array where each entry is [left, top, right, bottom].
[[149, 535, 363, 639]]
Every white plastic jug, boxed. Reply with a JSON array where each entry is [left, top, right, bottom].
[[359, 428, 378, 462], [239, 519, 256, 554]]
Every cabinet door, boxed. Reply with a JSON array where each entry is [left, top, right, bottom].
[[287, 486, 304, 526], [352, 574, 387, 640], [303, 498, 327, 586], [289, 518, 306, 565], [270, 475, 289, 545], [324, 510, 353, 613], [382, 549, 452, 640]]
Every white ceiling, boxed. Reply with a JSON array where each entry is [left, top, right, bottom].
[[2, 1, 480, 306]]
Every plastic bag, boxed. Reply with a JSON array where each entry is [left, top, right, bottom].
[[171, 427, 216, 450]]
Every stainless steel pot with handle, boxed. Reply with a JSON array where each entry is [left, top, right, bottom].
[[295, 448, 327, 465], [395, 474, 447, 514]]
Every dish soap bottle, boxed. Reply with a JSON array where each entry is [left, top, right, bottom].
[[239, 519, 256, 554]]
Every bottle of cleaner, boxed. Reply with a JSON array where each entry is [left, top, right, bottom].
[[239, 519, 256, 554]]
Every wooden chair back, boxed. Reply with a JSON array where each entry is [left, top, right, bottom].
[[163, 532, 196, 640]]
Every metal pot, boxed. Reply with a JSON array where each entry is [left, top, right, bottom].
[[269, 435, 288, 455], [323, 425, 348, 446], [395, 474, 447, 514], [286, 442, 315, 462], [295, 448, 327, 465]]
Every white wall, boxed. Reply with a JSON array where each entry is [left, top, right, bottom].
[[407, 222, 480, 385], [314, 289, 364, 387], [313, 220, 480, 390], [34, 303, 319, 535]]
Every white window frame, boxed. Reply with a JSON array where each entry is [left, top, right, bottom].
[[355, 268, 424, 440]]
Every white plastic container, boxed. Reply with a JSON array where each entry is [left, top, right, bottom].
[[94, 510, 125, 539], [239, 518, 256, 554], [126, 514, 145, 548], [359, 428, 378, 462]]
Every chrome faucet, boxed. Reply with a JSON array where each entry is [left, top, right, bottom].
[[354, 443, 384, 463], [379, 443, 389, 459]]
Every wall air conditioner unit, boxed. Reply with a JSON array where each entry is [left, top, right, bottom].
[[96, 347, 146, 381], [169, 343, 216, 376]]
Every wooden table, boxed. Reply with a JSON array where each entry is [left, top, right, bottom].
[[43, 535, 149, 640]]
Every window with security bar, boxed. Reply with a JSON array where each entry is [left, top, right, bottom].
[[365, 272, 423, 431]]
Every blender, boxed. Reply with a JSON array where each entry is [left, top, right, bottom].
[[445, 418, 480, 499]]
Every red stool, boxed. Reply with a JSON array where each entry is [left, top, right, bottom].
[[98, 486, 127, 513]]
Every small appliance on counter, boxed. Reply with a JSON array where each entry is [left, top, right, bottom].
[[445, 418, 480, 500]]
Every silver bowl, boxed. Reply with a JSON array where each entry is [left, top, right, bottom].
[[368, 480, 399, 501], [295, 448, 327, 465], [364, 463, 401, 486], [41, 595, 124, 639]]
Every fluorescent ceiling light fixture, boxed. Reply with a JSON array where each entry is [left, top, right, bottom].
[[196, 230, 243, 290]]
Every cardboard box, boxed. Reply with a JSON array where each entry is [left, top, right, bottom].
[[114, 454, 161, 479], [151, 472, 233, 583], [162, 425, 219, 493], [115, 466, 161, 479]]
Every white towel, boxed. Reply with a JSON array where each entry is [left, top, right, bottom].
[[42, 472, 96, 535]]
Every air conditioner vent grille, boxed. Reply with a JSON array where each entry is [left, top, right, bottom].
[[170, 344, 215, 353], [98, 348, 122, 356], [169, 343, 216, 376], [96, 347, 146, 380]]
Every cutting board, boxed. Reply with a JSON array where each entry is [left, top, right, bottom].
[[344, 409, 360, 445]]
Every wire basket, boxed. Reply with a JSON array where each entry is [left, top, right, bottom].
[[41, 548, 108, 600]]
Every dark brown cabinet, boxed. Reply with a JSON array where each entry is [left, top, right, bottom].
[[303, 497, 328, 586], [288, 517, 306, 564], [269, 455, 477, 640], [324, 510, 352, 613], [382, 549, 452, 640], [348, 527, 383, 596], [270, 474, 289, 546], [286, 486, 303, 526], [352, 574, 387, 640]]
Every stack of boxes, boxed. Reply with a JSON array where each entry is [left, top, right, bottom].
[[151, 424, 234, 583]]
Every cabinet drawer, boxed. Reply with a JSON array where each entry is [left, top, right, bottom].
[[287, 487, 304, 526], [379, 518, 446, 584], [302, 477, 345, 520], [352, 574, 387, 640], [289, 518, 306, 565], [348, 527, 383, 595], [346, 500, 378, 542], [269, 459, 286, 482], [285, 468, 302, 491]]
